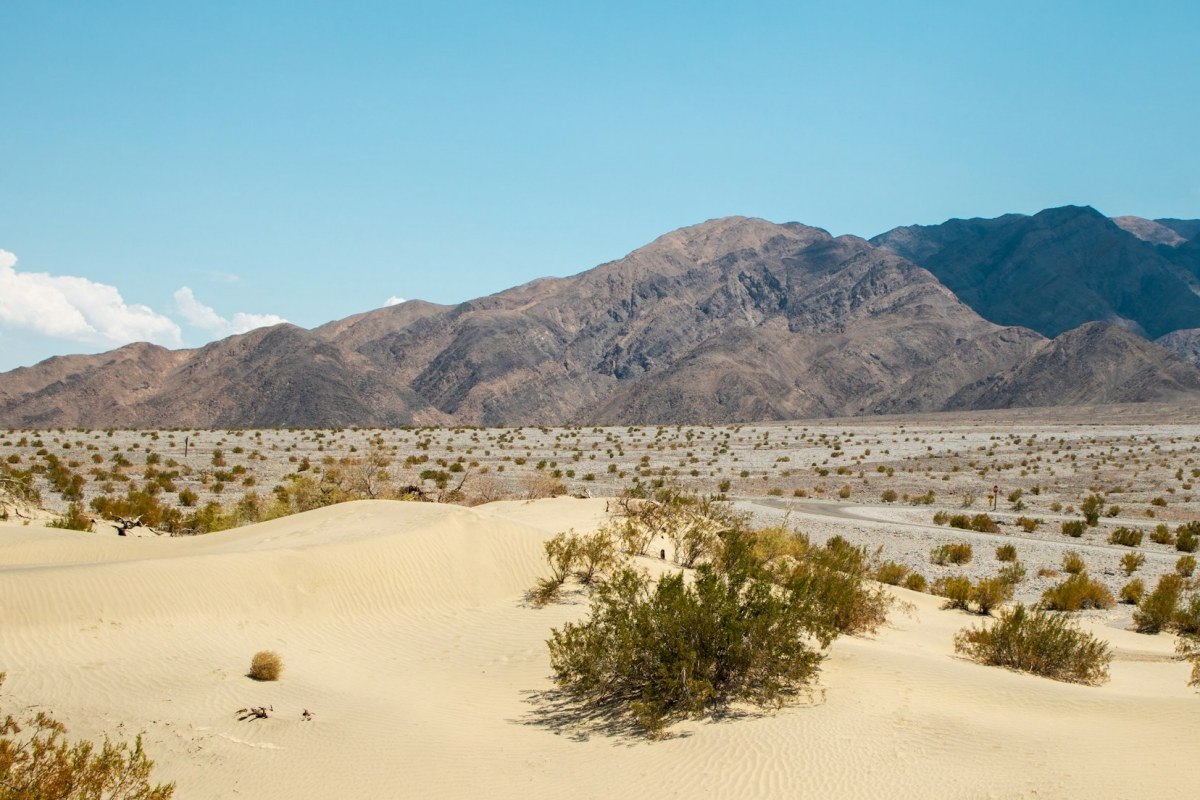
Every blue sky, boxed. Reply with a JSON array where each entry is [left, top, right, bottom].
[[1, 1, 1198, 370]]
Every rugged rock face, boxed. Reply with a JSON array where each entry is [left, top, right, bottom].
[[1158, 328, 1200, 367], [2, 214, 1200, 428], [872, 206, 1200, 339], [944, 322, 1200, 410]]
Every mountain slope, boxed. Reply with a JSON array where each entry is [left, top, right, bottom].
[[945, 322, 1200, 410], [2, 214, 1200, 428], [872, 206, 1200, 339]]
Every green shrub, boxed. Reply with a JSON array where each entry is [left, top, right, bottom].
[[1015, 516, 1040, 533], [1061, 520, 1086, 538], [547, 520, 893, 735], [1061, 551, 1086, 575], [874, 560, 910, 586], [880, 489, 898, 503], [995, 543, 1018, 563], [970, 514, 999, 533], [1119, 578, 1145, 605], [931, 542, 973, 566], [1120, 552, 1145, 575], [1177, 555, 1197, 578], [1108, 527, 1143, 547], [1039, 573, 1115, 612], [1175, 595, 1200, 637], [1134, 574, 1185, 633], [932, 575, 973, 610], [46, 502, 93, 531], [1081, 494, 1104, 526], [248, 650, 283, 681], [902, 573, 928, 593], [932, 510, 949, 525], [971, 576, 1014, 616], [1150, 524, 1174, 545], [997, 561, 1026, 587], [1177, 522, 1200, 553], [946, 514, 971, 530], [953, 605, 1111, 685], [1178, 636, 1200, 688], [0, 673, 174, 799]]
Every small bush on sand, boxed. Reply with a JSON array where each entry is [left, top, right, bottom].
[[903, 573, 928, 593], [932, 575, 973, 610], [1119, 578, 1145, 605], [880, 489, 898, 503], [971, 577, 1014, 616], [874, 560, 910, 586], [1120, 552, 1145, 575], [1061, 551, 1086, 575], [1177, 555, 1197, 579], [995, 544, 1018, 563], [248, 651, 283, 681], [1134, 574, 1185, 633], [932, 510, 949, 525], [930, 542, 973, 566], [0, 673, 174, 798], [46, 502, 93, 531], [573, 528, 620, 585], [954, 605, 1111, 685], [1108, 527, 1143, 547], [1061, 520, 1086, 538], [1039, 573, 1115, 612], [1178, 636, 1200, 688]]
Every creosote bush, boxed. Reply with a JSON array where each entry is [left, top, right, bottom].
[[0, 672, 174, 798], [1061, 520, 1086, 538], [1134, 574, 1185, 634], [1177, 555, 1197, 578], [1108, 527, 1143, 547], [902, 573, 928, 593], [930, 542, 973, 566], [1120, 552, 1145, 575], [1061, 551, 1086, 575], [874, 560, 910, 586], [248, 650, 283, 681], [547, 518, 892, 735], [954, 605, 1111, 685], [1039, 573, 1114, 612], [995, 544, 1018, 563], [1176, 522, 1200, 553], [1119, 578, 1145, 605]]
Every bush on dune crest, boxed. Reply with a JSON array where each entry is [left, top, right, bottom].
[[954, 605, 1112, 685], [546, 495, 893, 736]]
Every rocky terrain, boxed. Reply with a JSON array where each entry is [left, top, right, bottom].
[[2, 210, 1199, 429], [872, 205, 1200, 338]]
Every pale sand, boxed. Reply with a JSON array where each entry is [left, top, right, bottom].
[[1, 497, 1196, 799]]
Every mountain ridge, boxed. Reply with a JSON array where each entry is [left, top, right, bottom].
[[2, 209, 1199, 428]]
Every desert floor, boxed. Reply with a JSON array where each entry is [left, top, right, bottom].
[[3, 406, 1200, 797]]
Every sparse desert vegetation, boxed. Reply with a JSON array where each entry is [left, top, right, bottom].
[[248, 651, 283, 682], [953, 605, 1112, 685]]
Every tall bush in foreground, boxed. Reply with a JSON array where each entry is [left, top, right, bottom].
[[953, 605, 1111, 685], [0, 673, 174, 799], [547, 524, 889, 736]]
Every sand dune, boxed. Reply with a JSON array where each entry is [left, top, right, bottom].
[[2, 498, 1196, 798]]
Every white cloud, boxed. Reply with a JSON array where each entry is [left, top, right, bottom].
[[174, 286, 287, 337], [384, 296, 407, 306], [0, 249, 183, 348]]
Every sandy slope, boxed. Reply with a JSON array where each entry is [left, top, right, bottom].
[[1, 498, 1196, 799]]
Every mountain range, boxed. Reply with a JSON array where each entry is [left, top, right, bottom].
[[2, 206, 1199, 428]]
